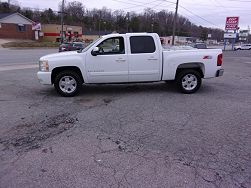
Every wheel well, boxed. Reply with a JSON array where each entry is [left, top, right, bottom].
[[51, 66, 84, 84], [175, 63, 204, 79]]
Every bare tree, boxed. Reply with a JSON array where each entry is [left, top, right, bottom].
[[0, 1, 224, 41]]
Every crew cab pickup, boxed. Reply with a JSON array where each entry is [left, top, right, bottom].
[[37, 33, 224, 97]]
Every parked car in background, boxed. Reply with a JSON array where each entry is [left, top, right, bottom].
[[59, 42, 85, 52], [191, 43, 207, 49], [234, 44, 251, 51]]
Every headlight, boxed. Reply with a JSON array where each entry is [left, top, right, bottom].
[[39, 60, 49, 72]]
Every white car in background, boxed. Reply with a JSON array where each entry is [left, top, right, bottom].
[[234, 44, 251, 50]]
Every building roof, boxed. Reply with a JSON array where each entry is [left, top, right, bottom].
[[0, 12, 34, 24], [0, 13, 13, 20]]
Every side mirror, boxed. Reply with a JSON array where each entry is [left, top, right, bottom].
[[91, 47, 99, 56]]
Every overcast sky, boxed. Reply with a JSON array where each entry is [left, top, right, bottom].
[[2, 0, 251, 30]]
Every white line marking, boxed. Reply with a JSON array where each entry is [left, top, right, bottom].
[[243, 62, 251, 64], [0, 64, 37, 71]]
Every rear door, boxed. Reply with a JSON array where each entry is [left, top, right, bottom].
[[128, 35, 161, 82]]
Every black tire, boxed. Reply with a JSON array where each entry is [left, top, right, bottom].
[[176, 69, 202, 94], [54, 70, 82, 97]]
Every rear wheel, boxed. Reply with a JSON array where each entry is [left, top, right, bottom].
[[176, 69, 202, 94], [54, 71, 82, 97]]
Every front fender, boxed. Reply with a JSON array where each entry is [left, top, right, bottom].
[[48, 54, 88, 83]]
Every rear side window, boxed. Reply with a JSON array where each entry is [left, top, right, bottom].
[[130, 36, 156, 54]]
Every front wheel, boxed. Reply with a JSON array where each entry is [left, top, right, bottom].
[[54, 71, 82, 97], [176, 69, 202, 94]]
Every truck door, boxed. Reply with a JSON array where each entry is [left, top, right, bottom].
[[86, 36, 128, 83], [128, 35, 161, 82]]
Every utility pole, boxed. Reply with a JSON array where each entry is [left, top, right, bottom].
[[60, 0, 65, 44], [8, 0, 11, 8], [126, 12, 130, 33], [172, 0, 179, 45], [98, 11, 101, 37], [104, 21, 106, 32], [151, 17, 154, 33]]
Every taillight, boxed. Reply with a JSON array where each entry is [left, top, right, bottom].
[[217, 54, 223, 66]]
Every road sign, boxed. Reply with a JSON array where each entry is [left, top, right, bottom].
[[224, 33, 237, 39], [32, 23, 41, 31], [225, 17, 239, 31]]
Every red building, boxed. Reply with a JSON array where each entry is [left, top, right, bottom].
[[0, 12, 34, 40]]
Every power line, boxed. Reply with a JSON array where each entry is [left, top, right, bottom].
[[172, 1, 251, 9], [103, 0, 222, 29], [226, 0, 251, 2], [121, 0, 161, 10], [162, 0, 222, 28], [179, 5, 220, 28], [213, 0, 227, 9], [112, 0, 175, 10], [112, 0, 158, 9], [128, 2, 175, 12], [181, 11, 207, 26], [111, 0, 175, 12]]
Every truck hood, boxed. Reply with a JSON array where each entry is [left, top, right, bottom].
[[40, 51, 79, 61]]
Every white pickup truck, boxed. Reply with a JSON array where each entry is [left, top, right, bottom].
[[37, 33, 224, 97]]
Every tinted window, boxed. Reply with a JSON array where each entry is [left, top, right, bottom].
[[195, 44, 207, 49], [97, 37, 125, 55], [130, 36, 156, 54]]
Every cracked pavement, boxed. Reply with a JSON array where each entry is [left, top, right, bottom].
[[0, 49, 251, 187]]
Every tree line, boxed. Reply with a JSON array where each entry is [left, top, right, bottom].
[[0, 1, 224, 41]]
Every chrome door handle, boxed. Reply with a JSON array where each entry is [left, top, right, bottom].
[[116, 59, 126, 62], [148, 58, 158, 60]]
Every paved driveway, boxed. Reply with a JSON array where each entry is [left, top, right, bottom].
[[0, 50, 250, 188]]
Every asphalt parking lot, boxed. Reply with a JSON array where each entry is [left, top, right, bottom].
[[0, 48, 251, 188]]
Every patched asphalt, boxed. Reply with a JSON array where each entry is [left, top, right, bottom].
[[0, 49, 251, 188]]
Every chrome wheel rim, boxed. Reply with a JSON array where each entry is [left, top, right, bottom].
[[59, 76, 77, 94], [182, 74, 198, 91]]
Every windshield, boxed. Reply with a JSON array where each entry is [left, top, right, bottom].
[[82, 38, 102, 52]]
